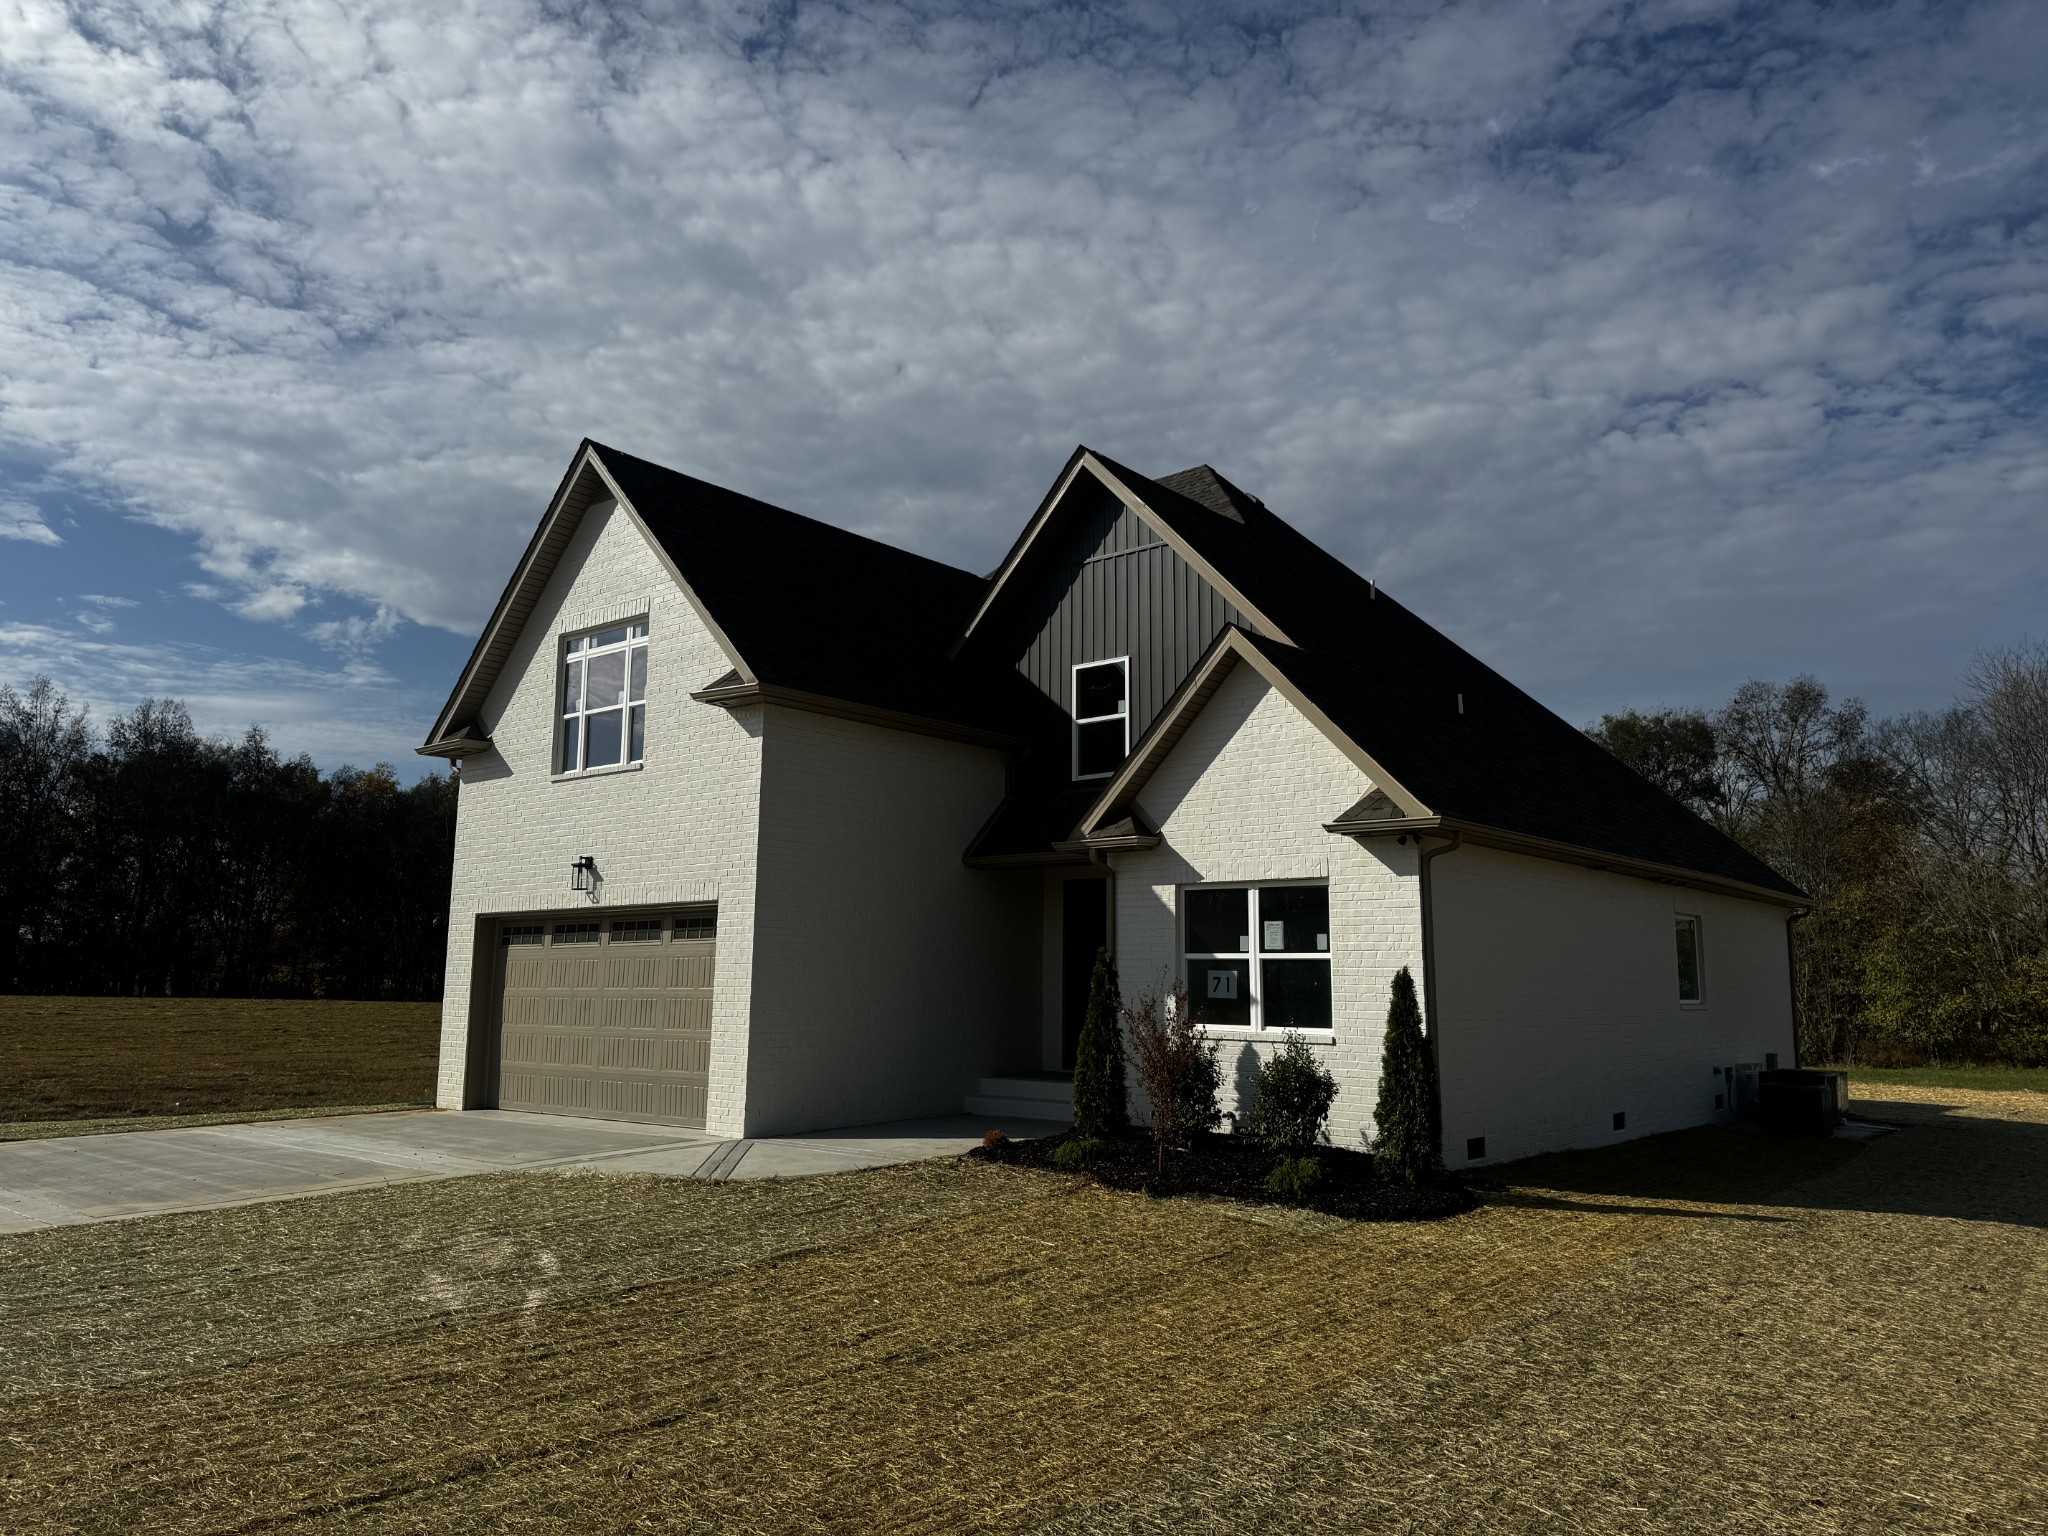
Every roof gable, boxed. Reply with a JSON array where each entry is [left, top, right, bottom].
[[423, 441, 1004, 755]]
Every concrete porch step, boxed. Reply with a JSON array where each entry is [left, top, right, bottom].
[[963, 1073, 1073, 1125]]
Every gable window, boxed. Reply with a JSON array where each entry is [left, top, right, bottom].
[[560, 621, 648, 773], [1183, 883, 1333, 1033], [1073, 658, 1129, 780], [1675, 914, 1704, 1004]]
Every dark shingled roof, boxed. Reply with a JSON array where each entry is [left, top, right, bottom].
[[1083, 455, 1803, 899], [595, 444, 1015, 731]]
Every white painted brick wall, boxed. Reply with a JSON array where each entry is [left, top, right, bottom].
[[436, 499, 765, 1136], [1432, 845, 1796, 1164], [745, 708, 1037, 1135], [1114, 662, 1425, 1146]]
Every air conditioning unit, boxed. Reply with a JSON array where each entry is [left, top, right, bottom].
[[1728, 1063, 1763, 1121]]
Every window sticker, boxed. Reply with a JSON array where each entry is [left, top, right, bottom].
[[1263, 920, 1286, 950], [1207, 970, 1240, 1000]]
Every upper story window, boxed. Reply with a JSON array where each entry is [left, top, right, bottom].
[[1073, 657, 1129, 780], [560, 621, 648, 774], [1184, 883, 1333, 1034], [1675, 914, 1704, 1003]]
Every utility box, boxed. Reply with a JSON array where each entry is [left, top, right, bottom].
[[1759, 1069, 1849, 1135]]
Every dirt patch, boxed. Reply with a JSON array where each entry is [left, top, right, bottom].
[[0, 995, 438, 1122], [975, 1127, 1474, 1221], [0, 1129, 1868, 1534]]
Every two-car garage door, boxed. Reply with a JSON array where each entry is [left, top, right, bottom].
[[493, 908, 715, 1128]]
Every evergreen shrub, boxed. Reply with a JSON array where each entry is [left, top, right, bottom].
[[1372, 966, 1442, 1184], [1244, 1033, 1339, 1158], [1071, 948, 1129, 1137]]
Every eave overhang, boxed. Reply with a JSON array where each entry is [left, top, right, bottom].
[[1326, 813, 1811, 909], [690, 678, 1024, 752], [416, 724, 493, 760]]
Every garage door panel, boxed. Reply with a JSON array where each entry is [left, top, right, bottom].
[[493, 909, 715, 1129]]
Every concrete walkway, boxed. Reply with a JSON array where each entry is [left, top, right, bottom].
[[0, 1108, 1066, 1235]]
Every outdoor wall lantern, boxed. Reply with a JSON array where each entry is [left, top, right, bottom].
[[570, 856, 598, 894]]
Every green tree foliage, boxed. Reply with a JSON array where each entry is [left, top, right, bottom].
[[1584, 647, 2048, 1067], [0, 677, 455, 1000], [1071, 948, 1129, 1137], [1587, 707, 1724, 815], [1244, 1032, 1338, 1159], [1372, 967, 1440, 1184]]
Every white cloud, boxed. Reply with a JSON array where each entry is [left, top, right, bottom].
[[0, 620, 423, 768], [0, 0, 2043, 727], [0, 498, 62, 545]]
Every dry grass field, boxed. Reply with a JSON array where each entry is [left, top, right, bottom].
[[0, 995, 439, 1129], [2, 1087, 2043, 1534]]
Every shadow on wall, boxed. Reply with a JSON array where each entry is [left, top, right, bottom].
[[1483, 1102, 2048, 1232]]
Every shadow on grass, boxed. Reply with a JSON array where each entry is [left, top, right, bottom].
[[1481, 1103, 2048, 1232]]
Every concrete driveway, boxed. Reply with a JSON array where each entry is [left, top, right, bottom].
[[0, 1108, 1063, 1235]]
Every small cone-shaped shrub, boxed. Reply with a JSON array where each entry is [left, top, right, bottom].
[[1071, 948, 1129, 1137], [1372, 966, 1442, 1183]]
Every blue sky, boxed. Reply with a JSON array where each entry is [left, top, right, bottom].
[[3, 0, 2044, 779]]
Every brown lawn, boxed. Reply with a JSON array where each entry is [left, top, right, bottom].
[[4, 1090, 2041, 1534], [0, 995, 439, 1126]]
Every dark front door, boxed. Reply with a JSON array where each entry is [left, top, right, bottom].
[[1060, 879, 1109, 1070]]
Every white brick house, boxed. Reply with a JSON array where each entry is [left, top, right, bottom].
[[422, 441, 1804, 1163]]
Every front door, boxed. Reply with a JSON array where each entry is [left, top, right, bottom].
[[1060, 879, 1109, 1069]]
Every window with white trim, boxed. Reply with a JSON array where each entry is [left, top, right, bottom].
[[1073, 657, 1129, 779], [1675, 914, 1704, 1003], [560, 621, 648, 773], [1183, 884, 1333, 1032]]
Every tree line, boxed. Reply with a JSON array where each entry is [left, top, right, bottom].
[[0, 677, 455, 1001], [1589, 642, 2048, 1068]]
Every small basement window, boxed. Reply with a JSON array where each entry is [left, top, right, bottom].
[[1072, 658, 1129, 780], [1183, 883, 1333, 1033], [1675, 914, 1704, 1004], [560, 621, 649, 773]]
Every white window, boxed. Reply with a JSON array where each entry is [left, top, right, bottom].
[[560, 621, 648, 773], [1073, 657, 1129, 779], [1676, 914, 1703, 1003], [1183, 884, 1333, 1033]]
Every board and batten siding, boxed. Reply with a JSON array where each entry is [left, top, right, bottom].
[[1010, 485, 1251, 761]]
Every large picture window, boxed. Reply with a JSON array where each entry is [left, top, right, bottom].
[[1183, 884, 1333, 1033], [560, 621, 648, 773], [1072, 657, 1129, 780]]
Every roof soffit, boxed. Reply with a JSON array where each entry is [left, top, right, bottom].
[[954, 449, 1293, 655]]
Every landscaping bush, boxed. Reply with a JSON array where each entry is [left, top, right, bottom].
[[1051, 1136, 1110, 1170], [1371, 967, 1442, 1184], [1244, 1033, 1339, 1158], [1071, 948, 1129, 1137], [1264, 1155, 1323, 1202], [1123, 978, 1221, 1175]]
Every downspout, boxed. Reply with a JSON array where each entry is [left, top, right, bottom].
[[1089, 848, 1117, 960], [1784, 908, 1809, 1068], [1416, 832, 1463, 1060]]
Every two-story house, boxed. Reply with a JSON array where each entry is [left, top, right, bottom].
[[421, 441, 1804, 1165]]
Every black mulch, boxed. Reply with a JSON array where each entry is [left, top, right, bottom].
[[969, 1128, 1476, 1223]]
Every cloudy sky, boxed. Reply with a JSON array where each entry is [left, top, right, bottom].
[[2, 0, 2043, 775]]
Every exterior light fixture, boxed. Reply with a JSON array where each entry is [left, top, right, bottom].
[[570, 856, 598, 894]]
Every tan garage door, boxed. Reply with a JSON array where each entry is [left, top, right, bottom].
[[494, 909, 715, 1128]]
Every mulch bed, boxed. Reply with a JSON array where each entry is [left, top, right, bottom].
[[972, 1128, 1475, 1222]]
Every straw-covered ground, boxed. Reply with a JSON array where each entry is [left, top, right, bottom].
[[0, 995, 438, 1134], [2, 1084, 2043, 1534]]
